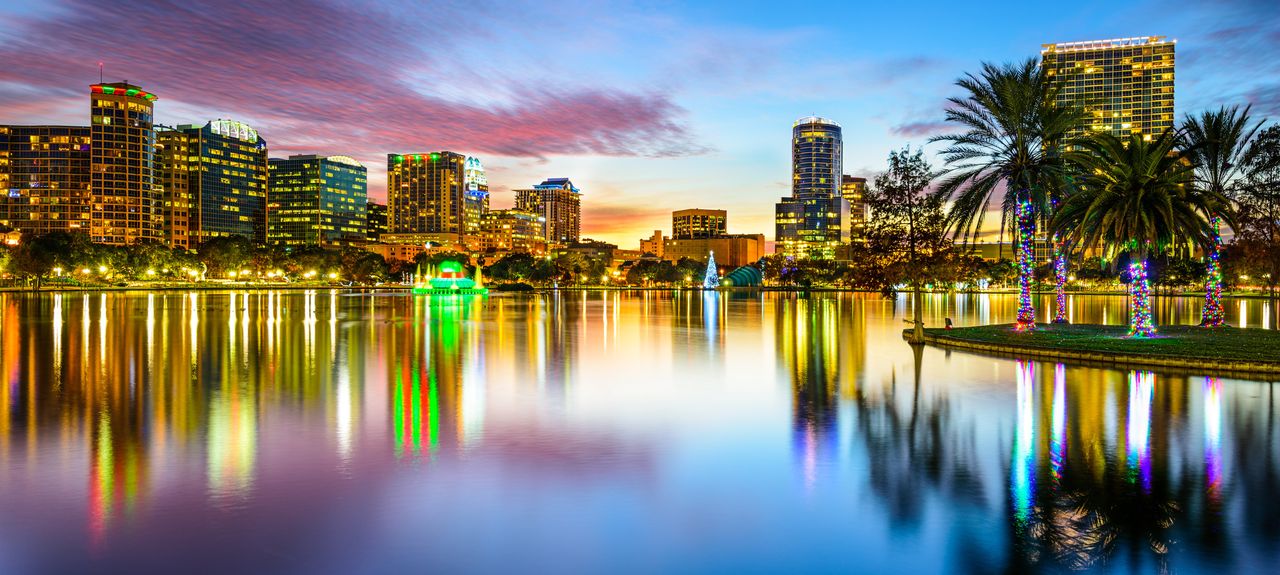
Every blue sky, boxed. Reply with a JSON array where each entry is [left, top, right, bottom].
[[0, 0, 1276, 246]]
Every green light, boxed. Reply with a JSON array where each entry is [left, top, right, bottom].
[[102, 86, 115, 94], [430, 153, 439, 161], [393, 155, 404, 164], [414, 154, 422, 162], [126, 88, 139, 96]]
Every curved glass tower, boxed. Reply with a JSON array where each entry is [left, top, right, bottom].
[[776, 117, 848, 259]]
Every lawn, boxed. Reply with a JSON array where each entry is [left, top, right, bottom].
[[925, 323, 1280, 364]]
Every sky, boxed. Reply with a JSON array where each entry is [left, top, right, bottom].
[[0, 0, 1277, 247]]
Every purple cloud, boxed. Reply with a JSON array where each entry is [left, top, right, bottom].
[[0, 0, 703, 161]]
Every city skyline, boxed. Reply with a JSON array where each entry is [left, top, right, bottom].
[[0, 0, 1277, 246]]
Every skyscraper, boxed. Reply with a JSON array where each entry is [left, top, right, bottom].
[[1041, 36, 1175, 141], [672, 208, 727, 239], [514, 178, 581, 244], [156, 120, 269, 246], [90, 82, 161, 245], [462, 156, 490, 240], [775, 116, 848, 259], [266, 155, 367, 246], [0, 125, 92, 235], [386, 152, 471, 242], [841, 176, 867, 240], [366, 201, 388, 241]]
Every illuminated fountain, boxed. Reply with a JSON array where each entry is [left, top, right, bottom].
[[412, 261, 488, 295]]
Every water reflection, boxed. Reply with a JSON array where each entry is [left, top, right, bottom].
[[0, 291, 1276, 573]]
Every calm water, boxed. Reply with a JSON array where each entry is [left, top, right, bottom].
[[0, 290, 1277, 574]]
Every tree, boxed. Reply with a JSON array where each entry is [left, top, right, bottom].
[[198, 235, 254, 278], [932, 58, 1081, 330], [1052, 130, 1220, 337], [487, 253, 538, 283], [1180, 105, 1260, 324], [864, 147, 947, 341], [10, 232, 92, 290], [625, 259, 675, 286], [1233, 125, 1280, 298], [340, 248, 389, 284]]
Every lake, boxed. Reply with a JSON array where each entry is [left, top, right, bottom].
[[0, 290, 1277, 574]]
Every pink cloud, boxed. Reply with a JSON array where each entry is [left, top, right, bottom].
[[0, 0, 703, 163]]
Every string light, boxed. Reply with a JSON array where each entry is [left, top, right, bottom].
[[1128, 260, 1156, 337], [1015, 200, 1036, 331], [1053, 235, 1068, 323], [1201, 216, 1225, 326], [703, 251, 720, 289]]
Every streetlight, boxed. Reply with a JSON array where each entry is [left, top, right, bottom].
[[327, 272, 338, 280], [97, 265, 107, 274], [146, 269, 156, 277], [53, 267, 63, 277]]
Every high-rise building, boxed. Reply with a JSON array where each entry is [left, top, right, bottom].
[[155, 127, 194, 249], [841, 176, 867, 240], [514, 178, 581, 245], [0, 125, 92, 235], [90, 82, 161, 245], [156, 120, 269, 246], [386, 152, 472, 242], [775, 116, 848, 259], [640, 230, 666, 258], [266, 155, 367, 246], [462, 156, 490, 241], [1041, 36, 1175, 141], [478, 209, 546, 254], [672, 208, 727, 239], [366, 201, 388, 241]]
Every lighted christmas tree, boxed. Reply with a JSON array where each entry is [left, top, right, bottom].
[[703, 251, 719, 289]]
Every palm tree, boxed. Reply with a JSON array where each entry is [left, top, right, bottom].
[[1180, 105, 1259, 326], [1051, 130, 1222, 337], [933, 58, 1081, 331]]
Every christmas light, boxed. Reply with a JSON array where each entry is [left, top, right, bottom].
[[1015, 200, 1036, 331], [1128, 260, 1156, 337], [1200, 216, 1225, 326], [703, 251, 720, 289], [1053, 235, 1068, 323]]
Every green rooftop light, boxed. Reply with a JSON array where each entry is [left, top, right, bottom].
[[393, 155, 404, 163], [430, 153, 440, 161]]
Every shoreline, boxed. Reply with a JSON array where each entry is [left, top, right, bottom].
[[3, 284, 1280, 299], [910, 323, 1280, 377]]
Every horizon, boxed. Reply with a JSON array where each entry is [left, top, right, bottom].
[[1, 0, 1276, 247]]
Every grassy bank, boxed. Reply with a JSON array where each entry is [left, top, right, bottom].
[[917, 323, 1280, 375]]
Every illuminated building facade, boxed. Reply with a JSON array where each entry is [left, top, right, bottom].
[[776, 117, 848, 259], [462, 156, 490, 241], [1041, 36, 1175, 141], [90, 82, 161, 245], [0, 125, 92, 235], [640, 230, 665, 258], [478, 209, 546, 254], [672, 208, 727, 239], [514, 178, 581, 244], [157, 120, 269, 245], [266, 155, 367, 246], [663, 234, 765, 268], [366, 201, 388, 241], [155, 128, 193, 249], [841, 176, 867, 240], [387, 152, 471, 242]]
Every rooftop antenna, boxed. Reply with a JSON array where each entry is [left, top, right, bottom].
[[98, 62, 103, 84]]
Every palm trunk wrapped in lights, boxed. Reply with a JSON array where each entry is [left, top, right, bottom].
[[1052, 235, 1068, 323], [1200, 216, 1225, 326], [1128, 259, 1156, 337], [1015, 199, 1036, 331]]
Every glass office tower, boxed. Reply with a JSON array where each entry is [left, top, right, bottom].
[[775, 117, 848, 259]]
